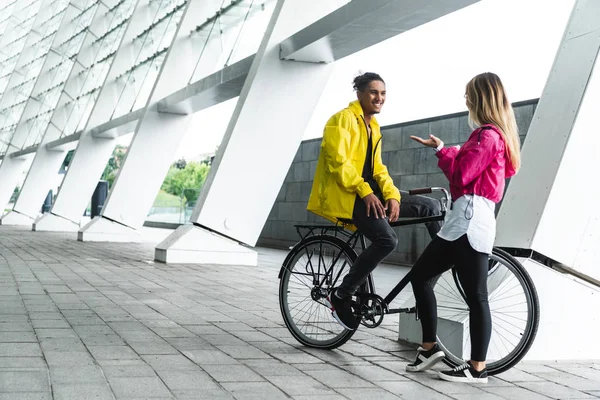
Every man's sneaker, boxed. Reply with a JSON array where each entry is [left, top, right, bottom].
[[405, 344, 445, 372], [438, 361, 488, 383], [324, 293, 359, 330]]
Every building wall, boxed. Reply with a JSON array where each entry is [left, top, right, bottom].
[[257, 99, 537, 265]]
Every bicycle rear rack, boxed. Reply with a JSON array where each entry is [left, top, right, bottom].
[[294, 223, 352, 241]]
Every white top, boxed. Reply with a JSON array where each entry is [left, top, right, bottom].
[[437, 194, 496, 254], [432, 140, 497, 254]]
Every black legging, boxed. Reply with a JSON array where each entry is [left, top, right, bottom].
[[410, 234, 491, 362]]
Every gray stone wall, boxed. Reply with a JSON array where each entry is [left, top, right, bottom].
[[257, 99, 537, 265]]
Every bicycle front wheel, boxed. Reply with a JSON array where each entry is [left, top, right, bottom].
[[279, 235, 362, 350], [434, 247, 539, 375]]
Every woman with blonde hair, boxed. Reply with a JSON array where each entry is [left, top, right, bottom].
[[404, 72, 521, 383]]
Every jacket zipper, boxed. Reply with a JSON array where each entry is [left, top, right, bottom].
[[360, 115, 381, 173], [372, 136, 381, 173]]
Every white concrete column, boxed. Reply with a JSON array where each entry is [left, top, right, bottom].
[[77, 0, 238, 242], [34, 134, 117, 232], [2, 0, 104, 226], [396, 0, 600, 360], [34, 0, 153, 232], [155, 0, 346, 264], [0, 155, 33, 219], [0, 0, 69, 214], [493, 0, 600, 359]]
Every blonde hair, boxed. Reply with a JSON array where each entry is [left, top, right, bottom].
[[465, 72, 521, 171]]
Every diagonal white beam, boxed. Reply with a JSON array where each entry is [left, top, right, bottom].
[[279, 0, 480, 63], [156, 0, 479, 115], [157, 55, 254, 115]]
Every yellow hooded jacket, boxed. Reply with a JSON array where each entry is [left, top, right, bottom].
[[307, 100, 401, 226]]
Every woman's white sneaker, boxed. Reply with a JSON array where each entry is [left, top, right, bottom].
[[438, 361, 488, 383], [406, 344, 446, 372]]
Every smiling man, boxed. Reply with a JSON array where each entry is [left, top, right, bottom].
[[307, 72, 442, 330]]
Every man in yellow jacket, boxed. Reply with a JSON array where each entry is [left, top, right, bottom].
[[308, 72, 441, 330]]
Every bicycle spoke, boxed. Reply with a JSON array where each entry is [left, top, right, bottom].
[[281, 237, 358, 347]]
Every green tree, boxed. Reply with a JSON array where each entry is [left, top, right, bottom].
[[9, 186, 20, 203], [101, 145, 128, 188], [161, 161, 211, 204], [60, 150, 75, 173], [174, 158, 187, 169]]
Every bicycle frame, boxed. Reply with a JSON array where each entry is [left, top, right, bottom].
[[282, 187, 450, 315]]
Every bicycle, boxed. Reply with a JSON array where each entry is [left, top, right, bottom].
[[278, 187, 539, 375]]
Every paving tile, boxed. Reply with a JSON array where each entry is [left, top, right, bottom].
[[181, 349, 239, 365], [517, 381, 596, 399], [0, 228, 598, 400], [43, 351, 96, 367], [172, 388, 234, 399], [304, 367, 375, 388], [233, 330, 276, 342], [39, 338, 87, 352], [0, 371, 50, 392], [87, 345, 140, 360], [52, 383, 114, 400], [496, 367, 548, 382], [163, 337, 210, 351], [343, 363, 412, 383], [529, 371, 600, 391], [0, 356, 46, 369], [140, 354, 199, 370], [156, 369, 220, 390], [80, 335, 126, 346], [31, 319, 71, 329], [336, 388, 402, 399], [215, 344, 271, 360], [270, 351, 325, 364], [266, 375, 336, 396], [243, 359, 303, 377], [49, 366, 108, 384], [34, 329, 79, 339], [546, 365, 600, 384], [201, 364, 265, 382], [0, 393, 52, 400], [126, 340, 179, 355], [451, 394, 505, 400], [100, 361, 158, 379], [0, 343, 41, 357], [480, 386, 553, 399], [221, 381, 290, 400], [107, 376, 172, 398], [0, 331, 37, 342], [375, 381, 455, 400]]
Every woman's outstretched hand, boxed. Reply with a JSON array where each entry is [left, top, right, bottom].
[[410, 134, 441, 149]]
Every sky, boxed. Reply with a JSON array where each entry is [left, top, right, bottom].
[[173, 0, 576, 160]]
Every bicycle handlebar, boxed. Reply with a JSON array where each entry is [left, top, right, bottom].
[[408, 187, 432, 195]]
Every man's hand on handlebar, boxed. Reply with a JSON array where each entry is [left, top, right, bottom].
[[363, 193, 387, 219]]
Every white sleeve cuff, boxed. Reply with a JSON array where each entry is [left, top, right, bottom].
[[434, 141, 444, 152]]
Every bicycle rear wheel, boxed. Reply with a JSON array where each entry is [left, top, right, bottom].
[[434, 247, 539, 375], [279, 235, 367, 350]]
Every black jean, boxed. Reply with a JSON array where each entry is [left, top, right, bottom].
[[410, 234, 491, 362], [336, 191, 442, 299]]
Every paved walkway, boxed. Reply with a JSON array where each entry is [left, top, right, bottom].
[[0, 226, 598, 399]]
